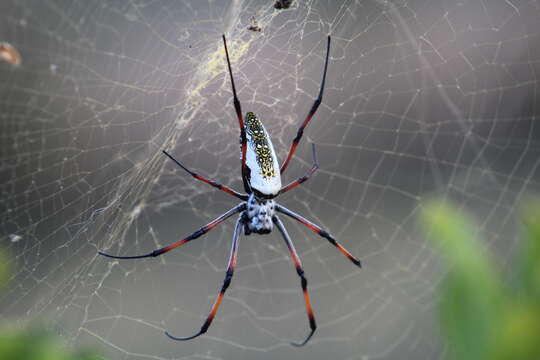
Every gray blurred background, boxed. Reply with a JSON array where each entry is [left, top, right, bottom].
[[1, 0, 540, 359]]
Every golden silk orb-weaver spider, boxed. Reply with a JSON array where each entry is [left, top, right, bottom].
[[99, 35, 362, 347]]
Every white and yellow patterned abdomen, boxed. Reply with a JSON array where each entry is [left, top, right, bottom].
[[244, 112, 281, 197]]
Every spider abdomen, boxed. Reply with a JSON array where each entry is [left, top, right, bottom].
[[244, 112, 281, 197]]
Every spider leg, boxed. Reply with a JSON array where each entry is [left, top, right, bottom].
[[280, 36, 330, 175], [279, 143, 319, 195], [273, 215, 316, 347], [275, 204, 361, 267], [222, 35, 250, 193], [162, 150, 248, 200], [98, 204, 245, 259], [165, 216, 243, 341]]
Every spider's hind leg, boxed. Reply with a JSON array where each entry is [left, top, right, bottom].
[[279, 143, 319, 195], [280, 36, 330, 175], [162, 150, 247, 200]]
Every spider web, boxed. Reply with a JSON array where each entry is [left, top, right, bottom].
[[1, 0, 540, 359]]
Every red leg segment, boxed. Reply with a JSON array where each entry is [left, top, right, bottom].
[[222, 35, 250, 193], [98, 204, 245, 259], [274, 216, 317, 346], [280, 36, 330, 175], [162, 150, 247, 200], [276, 204, 361, 267], [279, 143, 319, 195], [165, 217, 243, 341]]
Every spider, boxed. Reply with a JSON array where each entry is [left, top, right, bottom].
[[247, 16, 262, 32], [99, 35, 361, 347]]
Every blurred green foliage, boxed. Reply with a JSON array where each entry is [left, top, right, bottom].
[[422, 199, 540, 360], [0, 327, 102, 360], [0, 247, 105, 360]]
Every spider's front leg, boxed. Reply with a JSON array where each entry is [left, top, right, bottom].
[[165, 216, 244, 341], [273, 215, 316, 346]]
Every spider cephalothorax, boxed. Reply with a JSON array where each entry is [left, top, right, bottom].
[[99, 35, 361, 347], [244, 193, 275, 234]]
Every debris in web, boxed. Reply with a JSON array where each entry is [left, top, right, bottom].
[[274, 0, 293, 10], [9, 234, 22, 243], [0, 42, 21, 66]]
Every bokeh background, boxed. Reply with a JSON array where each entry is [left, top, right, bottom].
[[1, 0, 540, 359]]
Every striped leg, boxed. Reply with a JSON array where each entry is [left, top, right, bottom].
[[276, 204, 361, 268], [273, 215, 316, 346], [279, 143, 319, 195], [165, 216, 243, 341], [222, 35, 250, 193], [280, 36, 330, 175], [162, 150, 248, 200], [98, 204, 245, 259]]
